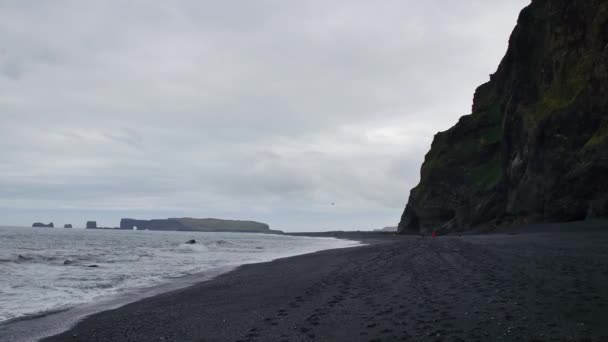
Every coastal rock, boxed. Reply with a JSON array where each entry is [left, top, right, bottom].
[[32, 222, 53, 228], [64, 224, 72, 228], [399, 0, 608, 233], [86, 221, 97, 229], [185, 239, 197, 244], [63, 260, 73, 265]]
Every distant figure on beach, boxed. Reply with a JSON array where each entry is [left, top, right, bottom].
[[432, 231, 437, 239]]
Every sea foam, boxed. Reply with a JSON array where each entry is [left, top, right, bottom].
[[0, 226, 359, 323]]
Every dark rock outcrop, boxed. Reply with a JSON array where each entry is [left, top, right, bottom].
[[86, 221, 97, 229], [32, 222, 53, 228], [400, 0, 608, 233], [185, 239, 197, 244], [64, 224, 72, 228], [120, 217, 281, 234]]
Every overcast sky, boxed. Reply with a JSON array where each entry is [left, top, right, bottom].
[[0, 0, 529, 231]]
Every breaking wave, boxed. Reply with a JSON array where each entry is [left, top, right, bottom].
[[0, 227, 359, 323]]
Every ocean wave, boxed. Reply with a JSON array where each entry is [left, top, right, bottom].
[[0, 227, 360, 323], [210, 239, 235, 247], [176, 242, 209, 253], [12, 254, 62, 264]]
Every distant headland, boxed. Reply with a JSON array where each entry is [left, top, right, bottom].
[[119, 218, 281, 234], [30, 217, 280, 234]]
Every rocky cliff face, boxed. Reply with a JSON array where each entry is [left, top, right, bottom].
[[399, 0, 608, 233]]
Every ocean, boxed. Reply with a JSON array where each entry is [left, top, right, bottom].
[[0, 226, 360, 324]]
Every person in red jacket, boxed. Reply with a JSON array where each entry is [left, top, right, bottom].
[[432, 230, 437, 239]]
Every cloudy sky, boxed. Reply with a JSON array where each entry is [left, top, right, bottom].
[[0, 0, 529, 231]]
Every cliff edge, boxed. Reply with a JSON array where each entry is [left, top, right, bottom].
[[399, 0, 608, 233]]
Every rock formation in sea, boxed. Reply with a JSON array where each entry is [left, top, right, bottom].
[[32, 222, 54, 228], [399, 0, 608, 234], [120, 217, 282, 234], [64, 224, 73, 228], [86, 221, 97, 229]]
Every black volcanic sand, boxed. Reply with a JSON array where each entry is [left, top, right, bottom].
[[43, 228, 608, 341]]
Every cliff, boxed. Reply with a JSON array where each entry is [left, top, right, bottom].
[[399, 0, 608, 233], [120, 217, 281, 234]]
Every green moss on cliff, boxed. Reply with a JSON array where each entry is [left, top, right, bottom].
[[467, 156, 502, 189], [475, 104, 503, 143], [584, 120, 608, 148], [526, 52, 596, 122], [419, 104, 503, 191]]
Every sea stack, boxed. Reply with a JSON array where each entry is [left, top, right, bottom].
[[86, 221, 97, 229]]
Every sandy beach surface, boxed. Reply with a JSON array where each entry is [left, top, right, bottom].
[[40, 223, 608, 341]]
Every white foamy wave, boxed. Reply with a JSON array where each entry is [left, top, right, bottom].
[[176, 242, 209, 253], [0, 227, 360, 323]]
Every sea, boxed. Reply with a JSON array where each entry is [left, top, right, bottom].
[[0, 226, 360, 325]]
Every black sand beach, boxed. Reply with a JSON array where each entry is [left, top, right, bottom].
[[42, 224, 608, 342]]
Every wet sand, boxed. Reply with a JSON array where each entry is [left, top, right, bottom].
[[42, 224, 608, 341]]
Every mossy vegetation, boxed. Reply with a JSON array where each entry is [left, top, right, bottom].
[[533, 3, 607, 123], [420, 104, 503, 191], [584, 120, 608, 148], [525, 52, 597, 123], [467, 156, 502, 189]]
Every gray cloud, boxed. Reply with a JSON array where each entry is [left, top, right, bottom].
[[0, 0, 529, 230]]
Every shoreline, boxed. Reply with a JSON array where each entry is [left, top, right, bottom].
[[0, 234, 365, 342], [0, 265, 237, 342], [38, 224, 608, 341]]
